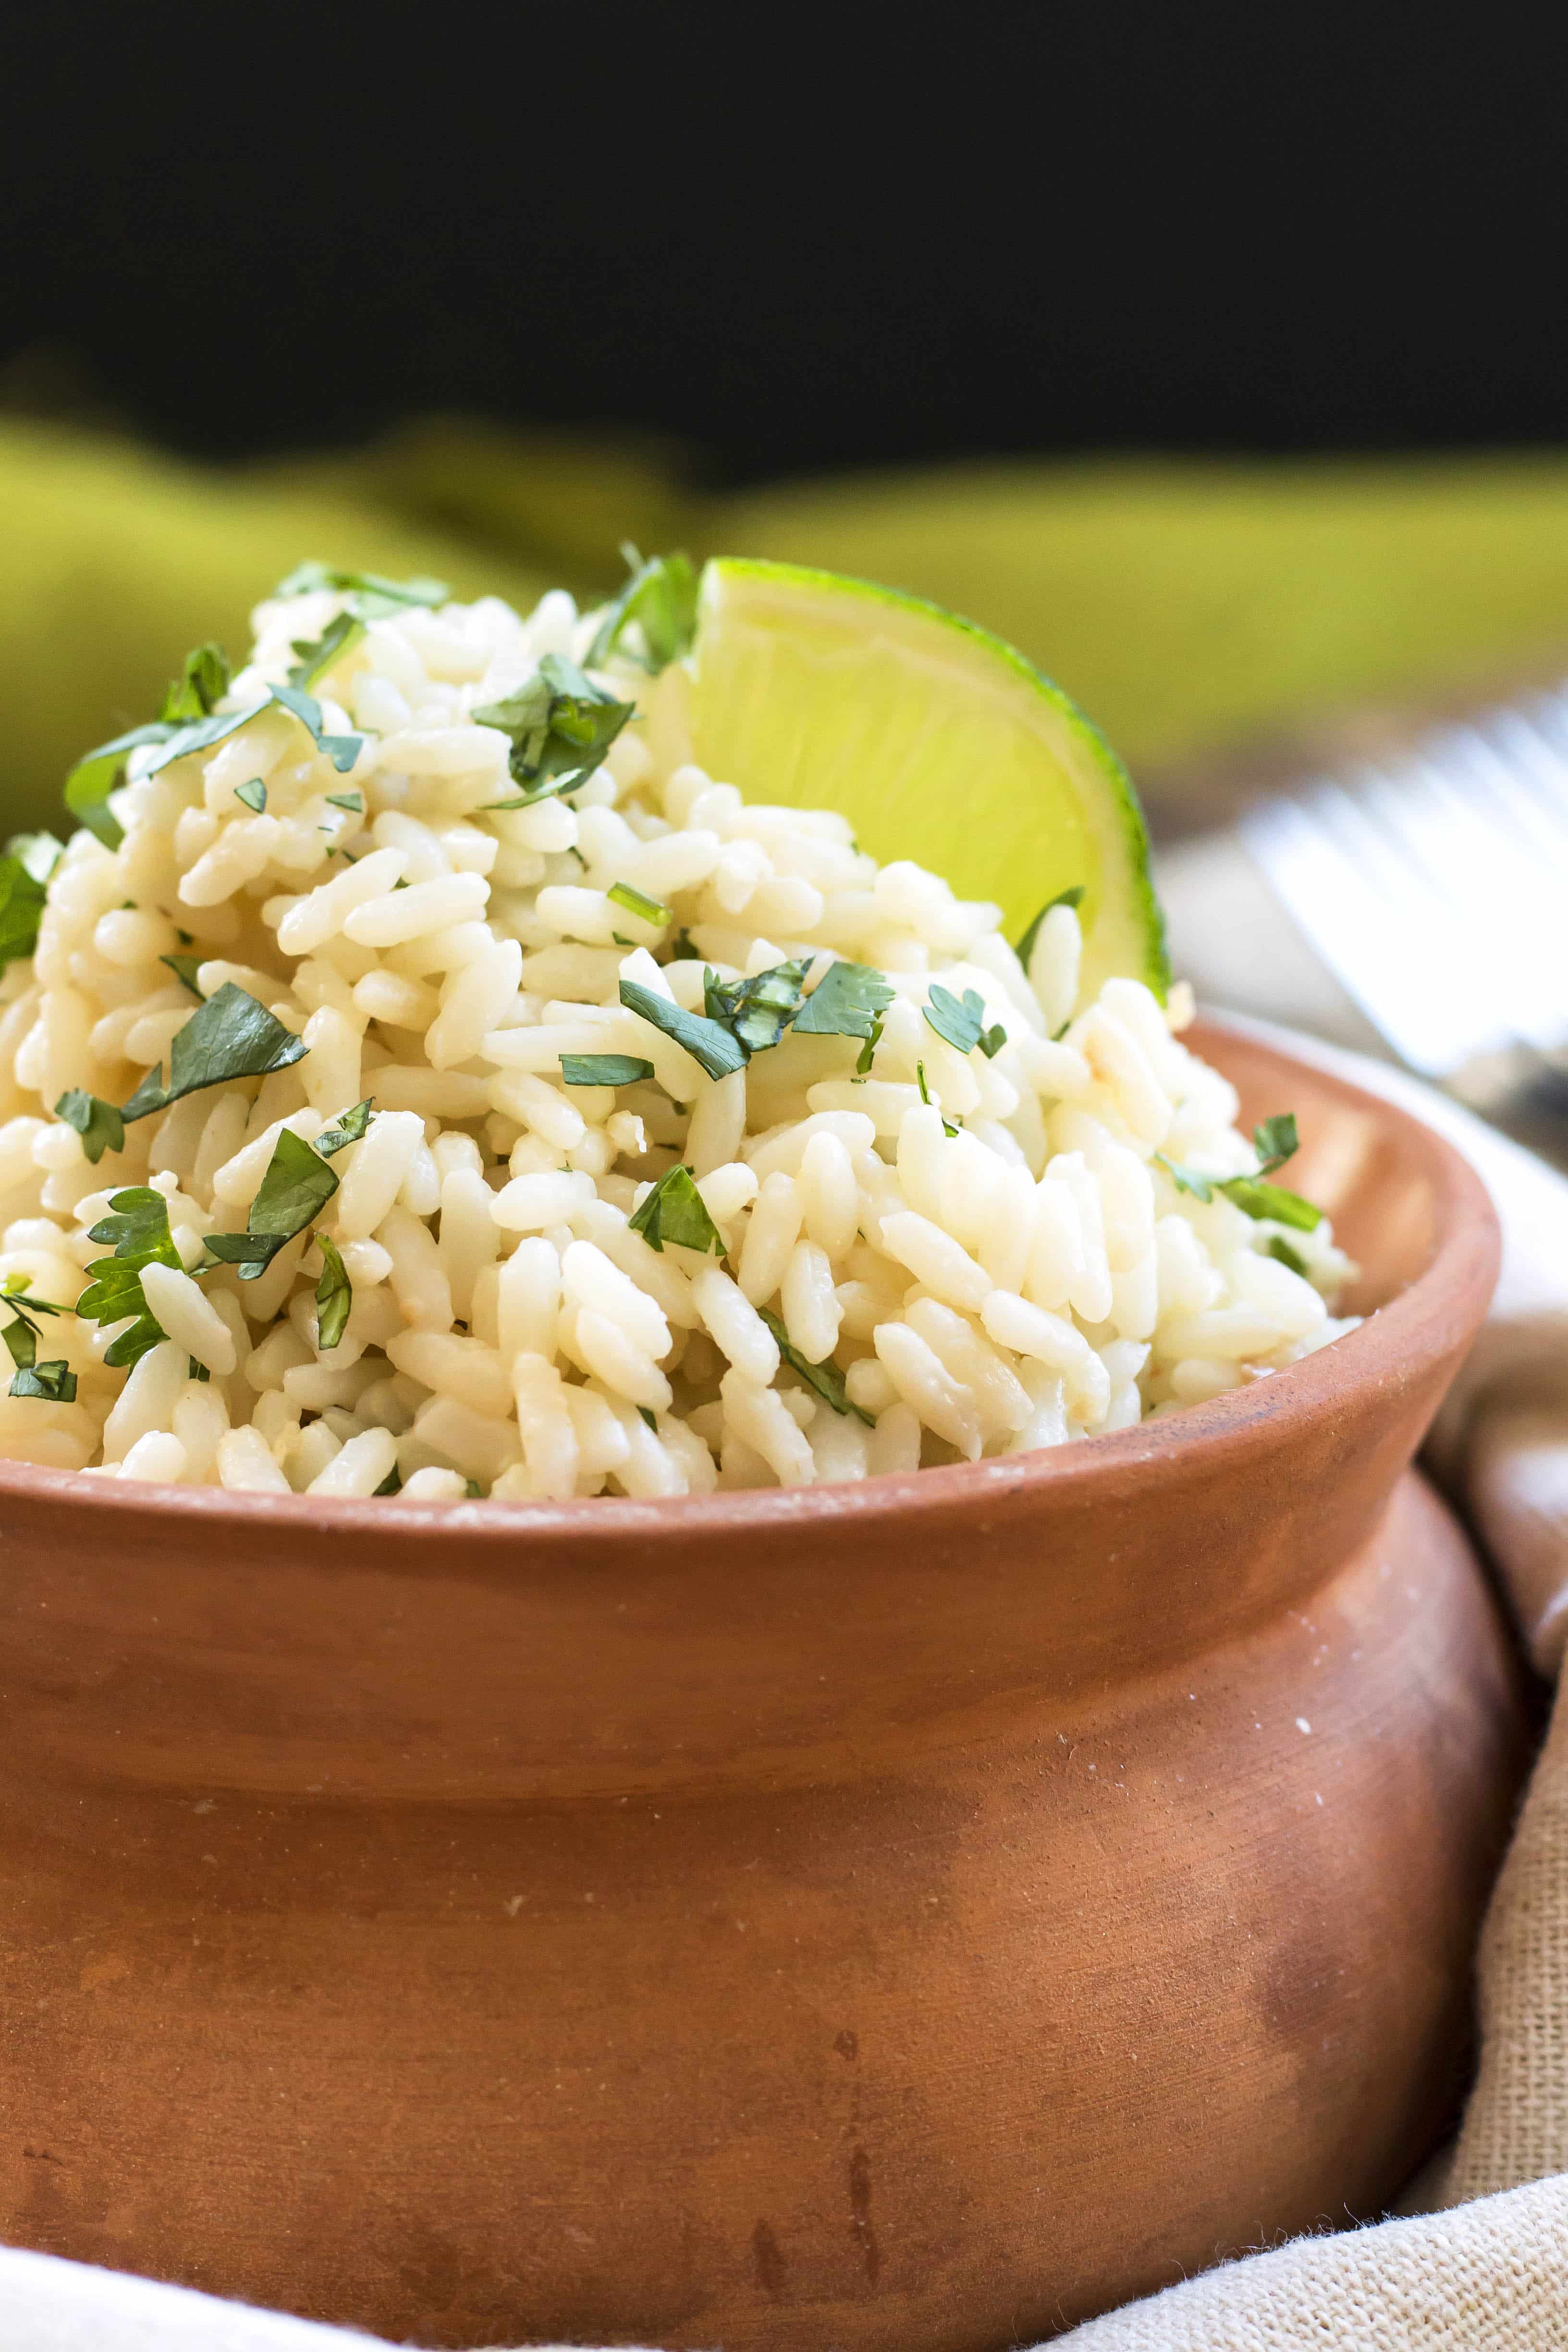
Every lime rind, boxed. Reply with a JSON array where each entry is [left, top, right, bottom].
[[687, 557, 1168, 1004]]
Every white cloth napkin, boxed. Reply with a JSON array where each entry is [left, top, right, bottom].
[[5, 1015, 1567, 2349]]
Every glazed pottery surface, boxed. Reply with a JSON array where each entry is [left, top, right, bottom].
[[0, 1024, 1528, 2348]]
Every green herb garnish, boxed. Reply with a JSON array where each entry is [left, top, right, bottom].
[[204, 1127, 340, 1280], [559, 1054, 655, 1088], [314, 1098, 374, 1155], [325, 790, 364, 814], [373, 1462, 403, 1495], [9, 1358, 78, 1403], [76, 1187, 184, 1369], [606, 880, 671, 929], [314, 1233, 352, 1349], [586, 546, 700, 674], [703, 957, 813, 1056], [288, 610, 365, 692], [1157, 1115, 1322, 1230], [791, 960, 895, 1042], [1, 1274, 74, 1398], [159, 953, 205, 1000], [627, 1164, 725, 1256], [637, 1405, 659, 1432], [160, 642, 231, 724], [267, 680, 363, 775], [273, 562, 449, 619], [1015, 884, 1084, 968], [55, 1088, 125, 1164], [759, 1307, 873, 1426], [1266, 1233, 1310, 1274], [475, 654, 636, 807], [915, 1058, 961, 1137], [233, 777, 267, 814], [922, 982, 1005, 1060], [121, 983, 307, 1125], [0, 831, 62, 968], [618, 976, 747, 1081]]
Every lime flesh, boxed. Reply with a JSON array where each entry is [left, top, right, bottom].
[[685, 557, 1168, 1002]]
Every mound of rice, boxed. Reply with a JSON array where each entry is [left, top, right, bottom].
[[0, 572, 1356, 1500]]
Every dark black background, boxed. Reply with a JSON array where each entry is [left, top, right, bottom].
[[5, 7, 1563, 482]]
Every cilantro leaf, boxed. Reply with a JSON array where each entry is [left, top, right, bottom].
[[373, 1461, 403, 1495], [325, 790, 364, 814], [205, 1127, 339, 1279], [916, 1060, 961, 1137], [1251, 1114, 1299, 1176], [637, 1404, 659, 1432], [791, 960, 894, 1042], [1266, 1233, 1310, 1275], [1, 1314, 34, 1372], [0, 833, 58, 968], [273, 563, 449, 619], [627, 1164, 725, 1255], [267, 681, 364, 774], [10, 1359, 77, 1404], [606, 880, 670, 928], [159, 953, 205, 1000], [314, 1233, 352, 1350], [618, 976, 747, 1080], [702, 957, 813, 1056], [314, 1098, 374, 1155], [55, 1088, 125, 1164], [233, 777, 267, 813], [1015, 884, 1084, 969], [586, 547, 700, 674], [76, 1186, 183, 1369], [759, 1307, 874, 1426], [1155, 1150, 1323, 1231], [121, 983, 307, 1125], [288, 610, 365, 691], [922, 981, 1004, 1061], [854, 1016, 883, 1076], [63, 722, 173, 848], [159, 642, 231, 724], [560, 1054, 655, 1087], [474, 654, 635, 806]]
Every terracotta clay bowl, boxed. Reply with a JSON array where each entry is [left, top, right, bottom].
[[0, 1021, 1528, 2349]]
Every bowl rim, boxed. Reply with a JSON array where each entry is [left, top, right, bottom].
[[0, 1020, 1498, 1554]]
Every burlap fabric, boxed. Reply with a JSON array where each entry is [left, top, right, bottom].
[[3, 1025, 1565, 2343]]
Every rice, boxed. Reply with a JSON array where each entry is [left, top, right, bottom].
[[0, 569, 1358, 1499]]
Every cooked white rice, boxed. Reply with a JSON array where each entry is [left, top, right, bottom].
[[0, 575, 1357, 1499]]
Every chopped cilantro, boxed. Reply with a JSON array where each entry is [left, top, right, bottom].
[[1, 1277, 73, 1396], [618, 976, 747, 1080], [791, 960, 894, 1042], [627, 1164, 725, 1255], [1266, 1233, 1310, 1275], [267, 680, 363, 774], [1015, 884, 1084, 969], [923, 982, 1005, 1060], [76, 1186, 183, 1368], [373, 1462, 403, 1495], [475, 654, 636, 807], [0, 831, 61, 968], [637, 1405, 659, 1432], [273, 562, 449, 619], [288, 610, 365, 691], [204, 1127, 339, 1280], [9, 1356, 77, 1403], [703, 957, 812, 1056], [1156, 1114, 1322, 1231], [159, 642, 231, 724], [314, 1098, 374, 1155], [585, 546, 700, 674], [233, 777, 267, 813], [607, 880, 671, 928], [121, 983, 307, 1125], [159, 953, 205, 1000], [560, 1054, 655, 1087], [916, 1060, 960, 1137], [314, 1233, 352, 1350], [325, 790, 364, 814], [55, 1088, 125, 1164], [760, 1308, 873, 1426], [1251, 1114, 1299, 1176]]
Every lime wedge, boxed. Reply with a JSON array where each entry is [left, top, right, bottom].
[[685, 557, 1167, 1001]]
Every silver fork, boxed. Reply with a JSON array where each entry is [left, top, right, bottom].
[[1235, 683, 1568, 1125]]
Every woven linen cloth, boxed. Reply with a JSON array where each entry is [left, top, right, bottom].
[[1, 1019, 1566, 2342]]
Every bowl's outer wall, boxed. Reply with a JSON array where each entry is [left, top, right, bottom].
[[0, 1025, 1530, 2348]]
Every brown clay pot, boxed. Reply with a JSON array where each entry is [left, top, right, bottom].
[[0, 1023, 1529, 2349]]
